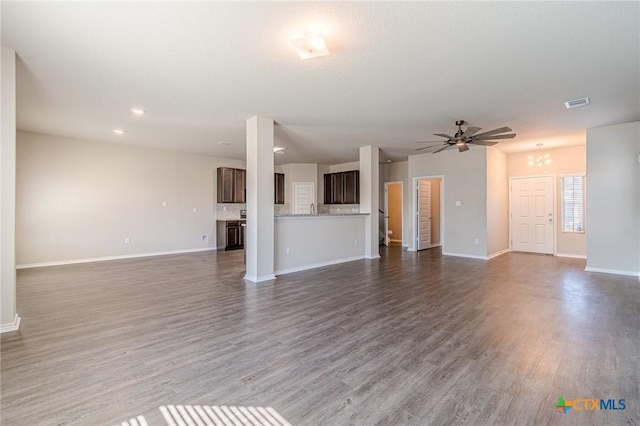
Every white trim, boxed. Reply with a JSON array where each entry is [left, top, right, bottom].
[[584, 266, 640, 277], [1, 313, 21, 334], [16, 248, 216, 269], [442, 251, 488, 260], [365, 254, 381, 260], [487, 248, 510, 259], [556, 253, 587, 259], [275, 255, 366, 276], [243, 274, 277, 283]]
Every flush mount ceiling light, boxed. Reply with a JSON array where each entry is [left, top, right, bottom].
[[112, 128, 125, 135], [290, 33, 330, 59], [273, 146, 287, 154], [528, 143, 551, 167], [217, 141, 232, 147], [564, 97, 590, 109], [130, 107, 145, 116]]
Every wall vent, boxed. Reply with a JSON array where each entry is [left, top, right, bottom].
[[564, 97, 590, 109]]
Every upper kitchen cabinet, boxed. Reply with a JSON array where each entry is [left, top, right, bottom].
[[217, 167, 245, 203], [275, 173, 285, 204], [323, 170, 359, 204]]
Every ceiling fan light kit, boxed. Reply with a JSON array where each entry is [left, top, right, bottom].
[[416, 120, 516, 153]]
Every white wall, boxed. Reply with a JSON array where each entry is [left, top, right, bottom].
[[586, 121, 640, 275], [274, 215, 366, 274], [16, 131, 245, 266], [486, 148, 509, 257], [408, 148, 488, 257], [507, 144, 587, 257], [329, 161, 359, 173], [1, 47, 18, 330]]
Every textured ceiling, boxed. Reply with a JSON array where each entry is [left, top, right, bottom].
[[2, 2, 639, 164]]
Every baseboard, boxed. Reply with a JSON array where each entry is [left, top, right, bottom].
[[16, 248, 217, 269], [442, 251, 488, 260], [365, 254, 381, 260], [487, 248, 510, 259], [243, 274, 277, 283], [275, 255, 366, 276], [0, 313, 21, 334], [390, 239, 402, 243], [556, 253, 587, 259], [584, 266, 640, 277]]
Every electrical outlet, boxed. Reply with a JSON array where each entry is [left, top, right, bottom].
[[124, 237, 130, 244], [162, 200, 168, 207], [474, 238, 479, 245], [193, 207, 198, 213], [455, 201, 462, 207], [354, 239, 358, 246], [201, 234, 208, 243], [286, 247, 291, 255]]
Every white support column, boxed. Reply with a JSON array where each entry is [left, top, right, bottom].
[[360, 146, 381, 259], [1, 47, 20, 333], [244, 116, 276, 282]]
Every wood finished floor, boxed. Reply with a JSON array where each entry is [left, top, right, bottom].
[[2, 248, 639, 426]]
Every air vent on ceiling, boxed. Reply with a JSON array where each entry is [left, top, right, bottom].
[[564, 97, 590, 109]]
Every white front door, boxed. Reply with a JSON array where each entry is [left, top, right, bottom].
[[293, 182, 315, 214], [511, 176, 554, 254], [417, 179, 432, 251]]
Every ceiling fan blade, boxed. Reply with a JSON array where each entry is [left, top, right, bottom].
[[416, 141, 445, 144], [474, 133, 516, 140], [471, 140, 498, 146], [457, 143, 470, 153], [432, 145, 452, 154], [461, 126, 481, 138], [433, 133, 454, 140], [472, 127, 512, 138], [415, 145, 439, 151]]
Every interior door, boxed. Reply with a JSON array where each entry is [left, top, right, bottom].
[[417, 179, 432, 250], [293, 182, 315, 214], [511, 176, 554, 254]]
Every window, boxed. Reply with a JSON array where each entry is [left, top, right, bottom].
[[562, 175, 585, 233]]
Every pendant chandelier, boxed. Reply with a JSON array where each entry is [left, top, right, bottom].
[[528, 143, 551, 167]]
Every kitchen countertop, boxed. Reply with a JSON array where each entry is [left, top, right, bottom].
[[275, 213, 369, 218]]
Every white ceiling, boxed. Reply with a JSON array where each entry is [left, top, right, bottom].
[[2, 2, 638, 164]]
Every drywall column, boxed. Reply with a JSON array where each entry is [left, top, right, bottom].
[[244, 116, 276, 282], [1, 47, 19, 332], [360, 146, 380, 259], [586, 121, 640, 276]]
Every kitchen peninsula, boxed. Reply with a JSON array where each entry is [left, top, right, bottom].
[[273, 213, 369, 275]]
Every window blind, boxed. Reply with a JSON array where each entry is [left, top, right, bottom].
[[562, 175, 584, 233]]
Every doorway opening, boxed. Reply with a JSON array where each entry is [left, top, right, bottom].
[[414, 177, 443, 251], [384, 182, 403, 247]]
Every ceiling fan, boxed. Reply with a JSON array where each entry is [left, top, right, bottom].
[[416, 120, 516, 153]]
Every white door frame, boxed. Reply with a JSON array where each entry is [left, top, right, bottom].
[[384, 181, 403, 246], [410, 175, 445, 252], [508, 174, 556, 254]]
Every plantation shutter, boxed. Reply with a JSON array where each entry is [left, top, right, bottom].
[[562, 176, 584, 233]]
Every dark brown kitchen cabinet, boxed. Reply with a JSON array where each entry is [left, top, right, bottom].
[[217, 167, 246, 203], [234, 169, 246, 203], [323, 170, 359, 204], [216, 220, 245, 250], [275, 173, 285, 204]]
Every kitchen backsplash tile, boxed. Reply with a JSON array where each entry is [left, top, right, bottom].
[[216, 204, 246, 220]]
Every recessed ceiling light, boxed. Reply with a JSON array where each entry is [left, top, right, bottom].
[[290, 33, 330, 60], [273, 146, 287, 154], [564, 97, 590, 109], [130, 107, 145, 116], [113, 128, 125, 135]]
